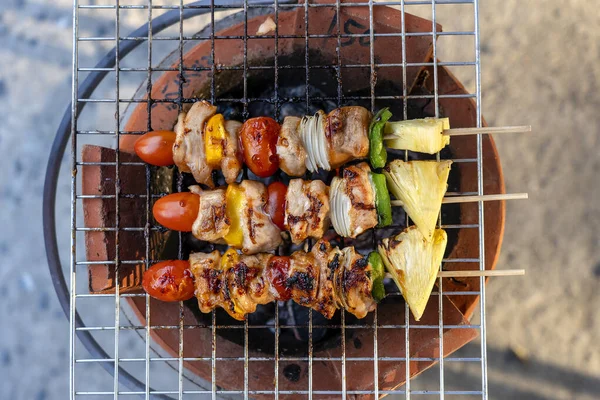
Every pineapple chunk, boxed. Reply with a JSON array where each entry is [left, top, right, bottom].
[[384, 117, 450, 154], [383, 160, 451, 241], [378, 227, 447, 321]]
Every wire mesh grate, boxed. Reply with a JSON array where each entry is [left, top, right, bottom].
[[65, 0, 492, 399]]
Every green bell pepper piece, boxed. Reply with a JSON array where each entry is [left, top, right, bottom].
[[369, 108, 393, 169], [371, 172, 393, 227], [368, 251, 386, 302]]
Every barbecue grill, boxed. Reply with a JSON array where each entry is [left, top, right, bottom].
[[43, 0, 510, 398]]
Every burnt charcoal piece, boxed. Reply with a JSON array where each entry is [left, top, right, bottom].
[[283, 364, 302, 383]]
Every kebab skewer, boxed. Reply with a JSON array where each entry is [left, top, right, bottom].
[[142, 226, 451, 322], [134, 101, 374, 186], [141, 225, 524, 321], [142, 239, 386, 320], [153, 159, 526, 255], [153, 160, 450, 254], [134, 101, 529, 187]]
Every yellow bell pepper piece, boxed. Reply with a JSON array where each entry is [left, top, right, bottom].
[[205, 114, 226, 168], [221, 248, 240, 269], [223, 183, 245, 248]]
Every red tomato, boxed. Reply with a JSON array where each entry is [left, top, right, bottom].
[[266, 181, 287, 231], [239, 117, 280, 177], [142, 260, 195, 302], [134, 130, 177, 166], [265, 256, 291, 301], [153, 192, 199, 232]]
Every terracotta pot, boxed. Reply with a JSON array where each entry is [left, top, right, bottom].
[[82, 3, 504, 398]]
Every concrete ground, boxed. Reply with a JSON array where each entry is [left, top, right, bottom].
[[0, 0, 598, 399]]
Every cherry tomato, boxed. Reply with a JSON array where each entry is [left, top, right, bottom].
[[266, 181, 287, 231], [265, 256, 291, 301], [153, 192, 199, 232], [134, 130, 177, 166], [239, 117, 280, 177], [142, 260, 195, 302]]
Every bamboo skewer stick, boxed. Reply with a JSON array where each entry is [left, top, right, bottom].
[[437, 269, 525, 278], [383, 125, 532, 140], [391, 192, 528, 207], [442, 125, 531, 136], [384, 269, 525, 280]]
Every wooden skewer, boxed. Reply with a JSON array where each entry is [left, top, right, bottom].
[[437, 269, 525, 278], [391, 192, 528, 207], [384, 269, 525, 279], [383, 125, 532, 140], [442, 125, 531, 136]]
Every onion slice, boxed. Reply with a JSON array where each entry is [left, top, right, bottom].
[[300, 110, 330, 172], [332, 247, 349, 309], [330, 177, 352, 237]]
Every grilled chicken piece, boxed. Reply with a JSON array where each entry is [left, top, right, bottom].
[[222, 251, 275, 319], [221, 120, 243, 184], [310, 240, 340, 319], [335, 247, 376, 319], [187, 239, 379, 321], [284, 179, 330, 244], [189, 251, 224, 314], [173, 101, 217, 187], [330, 162, 378, 238], [235, 253, 275, 306], [190, 250, 275, 321], [325, 106, 371, 168], [240, 180, 283, 254], [277, 116, 307, 177], [189, 186, 230, 243], [287, 251, 319, 307]]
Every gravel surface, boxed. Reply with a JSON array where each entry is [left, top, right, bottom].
[[0, 0, 598, 399]]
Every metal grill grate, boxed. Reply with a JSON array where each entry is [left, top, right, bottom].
[[48, 0, 495, 398]]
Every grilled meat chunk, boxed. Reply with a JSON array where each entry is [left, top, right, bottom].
[[287, 251, 319, 307], [284, 179, 330, 244], [189, 186, 230, 243], [190, 250, 275, 321], [221, 120, 243, 183], [235, 253, 275, 306], [330, 162, 378, 238], [189, 251, 224, 314], [222, 251, 275, 319], [240, 180, 283, 254], [343, 249, 377, 319], [277, 116, 307, 176], [185, 239, 379, 321], [325, 106, 371, 168], [310, 240, 339, 319], [173, 101, 217, 187], [334, 247, 376, 319]]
